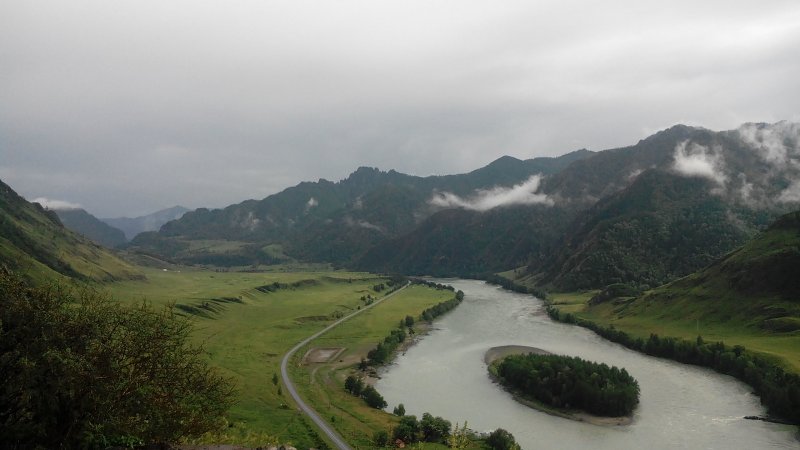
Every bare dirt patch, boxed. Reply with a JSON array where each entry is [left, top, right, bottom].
[[303, 347, 345, 363]]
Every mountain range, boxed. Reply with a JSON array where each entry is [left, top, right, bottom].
[[128, 122, 799, 291], [102, 206, 190, 241]]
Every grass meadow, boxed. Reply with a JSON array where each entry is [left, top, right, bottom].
[[548, 291, 800, 373], [105, 268, 464, 448]]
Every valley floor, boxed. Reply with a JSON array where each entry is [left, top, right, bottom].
[[105, 267, 465, 448]]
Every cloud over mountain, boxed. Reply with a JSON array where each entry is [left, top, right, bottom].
[[31, 197, 82, 211], [430, 175, 553, 211], [672, 141, 727, 186]]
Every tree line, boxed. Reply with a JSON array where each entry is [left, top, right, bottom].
[[484, 274, 548, 300], [420, 290, 464, 323], [547, 306, 800, 423], [372, 411, 520, 449]]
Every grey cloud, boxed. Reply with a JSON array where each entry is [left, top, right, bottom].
[[2, 1, 800, 216], [779, 181, 800, 204]]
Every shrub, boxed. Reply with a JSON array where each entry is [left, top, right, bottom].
[[0, 270, 235, 447]]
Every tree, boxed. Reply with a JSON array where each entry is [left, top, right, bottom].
[[447, 421, 470, 449], [272, 373, 279, 385], [420, 412, 451, 443], [405, 315, 414, 327], [373, 429, 389, 447], [0, 270, 235, 448], [393, 403, 406, 416], [361, 385, 387, 409], [486, 428, 520, 450], [393, 415, 419, 444], [344, 375, 363, 396]]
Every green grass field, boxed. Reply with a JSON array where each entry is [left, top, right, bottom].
[[548, 291, 800, 373], [105, 268, 469, 448]]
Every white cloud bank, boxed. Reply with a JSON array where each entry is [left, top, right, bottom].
[[672, 141, 727, 186], [31, 197, 82, 210], [430, 175, 553, 211]]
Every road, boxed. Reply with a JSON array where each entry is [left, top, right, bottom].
[[279, 282, 410, 450]]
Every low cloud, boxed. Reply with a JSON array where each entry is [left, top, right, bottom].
[[343, 216, 385, 233], [672, 141, 727, 186], [305, 197, 318, 212], [31, 197, 82, 210], [737, 122, 800, 167], [430, 175, 553, 211], [778, 180, 800, 203]]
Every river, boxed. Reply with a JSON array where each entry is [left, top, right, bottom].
[[375, 280, 798, 449]]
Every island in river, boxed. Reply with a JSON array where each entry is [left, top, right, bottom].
[[486, 345, 636, 426]]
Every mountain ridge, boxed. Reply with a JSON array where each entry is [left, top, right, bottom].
[[127, 122, 800, 289]]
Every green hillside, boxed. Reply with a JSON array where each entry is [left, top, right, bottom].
[[529, 170, 761, 291], [0, 180, 142, 284], [551, 209, 800, 372]]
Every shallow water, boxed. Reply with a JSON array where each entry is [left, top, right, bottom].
[[376, 280, 798, 449]]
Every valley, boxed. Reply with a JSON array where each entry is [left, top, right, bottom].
[[5, 3, 800, 448], [105, 267, 460, 448], [2, 121, 799, 449]]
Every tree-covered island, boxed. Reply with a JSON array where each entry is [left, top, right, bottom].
[[491, 353, 640, 418]]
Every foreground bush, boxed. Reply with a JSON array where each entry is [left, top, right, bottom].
[[0, 269, 235, 447]]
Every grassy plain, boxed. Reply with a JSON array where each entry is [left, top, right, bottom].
[[105, 268, 465, 448], [548, 290, 800, 373]]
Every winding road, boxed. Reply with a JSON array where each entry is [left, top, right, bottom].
[[279, 283, 410, 450]]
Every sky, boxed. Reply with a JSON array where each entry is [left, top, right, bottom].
[[2, 1, 799, 217]]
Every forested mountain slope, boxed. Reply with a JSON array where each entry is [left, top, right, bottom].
[[55, 208, 127, 248]]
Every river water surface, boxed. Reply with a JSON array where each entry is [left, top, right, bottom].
[[375, 280, 798, 449]]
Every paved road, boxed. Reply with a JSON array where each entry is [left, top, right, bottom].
[[279, 283, 410, 450]]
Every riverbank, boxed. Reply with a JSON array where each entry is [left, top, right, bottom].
[[376, 278, 799, 449], [484, 346, 633, 426], [286, 284, 478, 448], [487, 273, 800, 425]]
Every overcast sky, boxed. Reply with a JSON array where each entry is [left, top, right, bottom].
[[2, 1, 799, 217]]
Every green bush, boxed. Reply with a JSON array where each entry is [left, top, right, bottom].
[[0, 270, 235, 447]]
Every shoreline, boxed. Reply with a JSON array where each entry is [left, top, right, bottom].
[[485, 345, 634, 426]]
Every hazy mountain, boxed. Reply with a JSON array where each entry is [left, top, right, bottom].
[[55, 208, 127, 248], [128, 150, 592, 265], [103, 206, 190, 241], [0, 180, 142, 284], [129, 122, 799, 289]]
